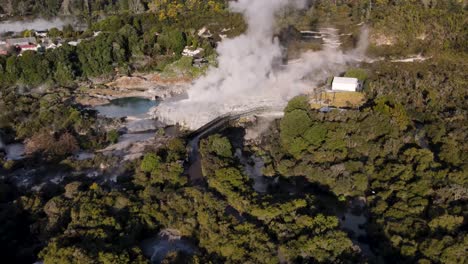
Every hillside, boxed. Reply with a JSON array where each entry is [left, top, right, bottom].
[[0, 0, 149, 17]]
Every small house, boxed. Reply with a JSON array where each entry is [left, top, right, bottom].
[[331, 77, 360, 92], [0, 47, 8, 55], [18, 45, 40, 53], [68, 40, 81, 46], [35, 31, 48, 38], [41, 38, 60, 50], [45, 42, 60, 50], [6, 37, 37, 47]]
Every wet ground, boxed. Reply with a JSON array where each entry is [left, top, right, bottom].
[[2, 97, 169, 191], [141, 229, 197, 264], [235, 148, 269, 193], [4, 143, 25, 160]]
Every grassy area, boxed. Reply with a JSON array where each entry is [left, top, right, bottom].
[[309, 90, 365, 109]]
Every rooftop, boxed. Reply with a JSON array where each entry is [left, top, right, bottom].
[[333, 77, 359, 84], [6, 37, 37, 45]]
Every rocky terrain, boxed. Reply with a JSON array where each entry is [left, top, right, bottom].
[[75, 73, 191, 106]]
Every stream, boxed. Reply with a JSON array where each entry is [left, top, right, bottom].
[[3, 143, 25, 161], [187, 135, 203, 183], [2, 97, 164, 190]]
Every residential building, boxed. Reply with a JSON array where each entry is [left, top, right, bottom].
[[19, 44, 39, 53], [35, 31, 48, 38], [68, 40, 81, 46], [6, 37, 37, 47]]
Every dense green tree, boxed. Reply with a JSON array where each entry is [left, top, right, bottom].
[[78, 33, 128, 76], [304, 123, 328, 146], [140, 153, 161, 173], [157, 28, 187, 55], [203, 134, 233, 158]]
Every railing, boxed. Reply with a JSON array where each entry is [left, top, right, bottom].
[[189, 106, 281, 139]]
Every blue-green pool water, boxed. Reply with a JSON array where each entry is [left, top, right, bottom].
[[94, 97, 159, 118]]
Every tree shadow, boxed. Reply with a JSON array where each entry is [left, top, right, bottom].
[[270, 175, 411, 263]]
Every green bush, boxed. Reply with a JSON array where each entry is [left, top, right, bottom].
[[158, 29, 187, 55], [304, 124, 327, 146], [284, 95, 310, 113], [280, 110, 312, 138], [344, 68, 368, 81], [106, 130, 120, 144], [140, 153, 161, 173], [206, 135, 232, 158]]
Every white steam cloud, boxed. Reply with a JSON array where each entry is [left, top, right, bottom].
[[154, 0, 368, 130], [0, 18, 74, 33]]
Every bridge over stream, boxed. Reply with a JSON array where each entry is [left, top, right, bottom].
[[188, 106, 285, 140], [186, 106, 285, 183]]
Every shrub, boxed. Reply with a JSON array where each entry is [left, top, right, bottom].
[[344, 68, 368, 81], [284, 95, 310, 113], [25, 131, 78, 158], [280, 110, 312, 138], [158, 29, 186, 55], [106, 130, 120, 144], [206, 135, 232, 158], [304, 124, 327, 146], [140, 153, 161, 174]]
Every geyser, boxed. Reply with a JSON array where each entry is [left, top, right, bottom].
[[154, 0, 368, 130]]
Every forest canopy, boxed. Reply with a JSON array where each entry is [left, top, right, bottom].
[[0, 1, 466, 264]]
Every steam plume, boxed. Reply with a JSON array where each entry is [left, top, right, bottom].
[[0, 18, 74, 33], [154, 0, 368, 130]]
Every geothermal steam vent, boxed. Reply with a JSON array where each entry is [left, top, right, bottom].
[[153, 0, 368, 130]]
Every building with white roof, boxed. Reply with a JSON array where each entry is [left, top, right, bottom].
[[35, 31, 48, 38], [68, 40, 81, 46], [331, 77, 360, 92]]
